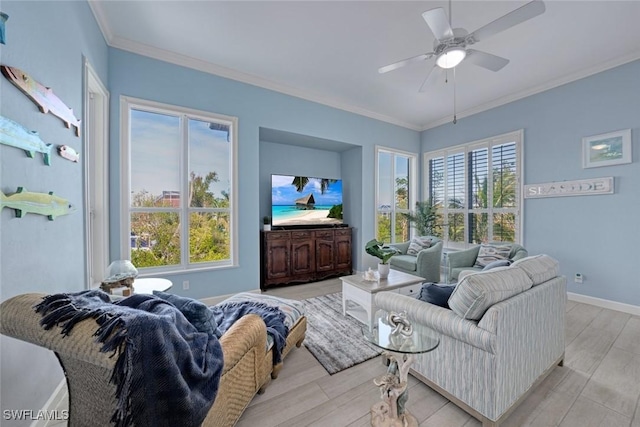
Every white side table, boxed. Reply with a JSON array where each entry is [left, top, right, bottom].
[[133, 278, 173, 295], [341, 270, 424, 328]]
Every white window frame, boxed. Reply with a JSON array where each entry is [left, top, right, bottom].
[[374, 146, 418, 244], [120, 96, 238, 274], [423, 130, 523, 250]]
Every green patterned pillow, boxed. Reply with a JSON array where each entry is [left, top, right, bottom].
[[407, 237, 432, 255], [474, 243, 512, 267]]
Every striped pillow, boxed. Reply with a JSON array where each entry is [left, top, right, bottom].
[[448, 266, 533, 320], [407, 237, 432, 255], [474, 243, 512, 267]]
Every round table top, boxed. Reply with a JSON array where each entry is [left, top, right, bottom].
[[133, 278, 173, 295], [362, 310, 439, 354]]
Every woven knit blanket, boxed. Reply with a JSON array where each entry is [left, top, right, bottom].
[[35, 290, 223, 427], [212, 300, 289, 364]]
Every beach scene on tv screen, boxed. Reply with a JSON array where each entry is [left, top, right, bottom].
[[272, 175, 343, 226]]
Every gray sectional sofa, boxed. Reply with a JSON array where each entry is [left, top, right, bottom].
[[375, 254, 566, 426]]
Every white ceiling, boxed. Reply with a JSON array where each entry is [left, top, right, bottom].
[[89, 1, 640, 131]]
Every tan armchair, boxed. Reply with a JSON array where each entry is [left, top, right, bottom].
[[0, 293, 286, 427]]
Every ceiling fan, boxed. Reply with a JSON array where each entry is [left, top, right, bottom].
[[379, 0, 546, 92]]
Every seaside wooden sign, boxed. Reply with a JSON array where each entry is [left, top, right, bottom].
[[524, 177, 614, 199]]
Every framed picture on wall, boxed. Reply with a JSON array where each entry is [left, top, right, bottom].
[[582, 129, 632, 168]]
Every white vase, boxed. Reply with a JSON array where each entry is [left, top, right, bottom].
[[263, 224, 271, 231], [378, 263, 390, 280]]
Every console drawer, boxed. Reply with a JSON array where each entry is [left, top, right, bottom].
[[395, 283, 423, 298]]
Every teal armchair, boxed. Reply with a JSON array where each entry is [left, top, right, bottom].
[[388, 236, 443, 283], [447, 242, 528, 282]]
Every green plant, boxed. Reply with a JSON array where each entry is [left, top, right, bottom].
[[327, 203, 343, 219], [365, 239, 398, 264], [403, 199, 438, 236], [263, 216, 271, 225]]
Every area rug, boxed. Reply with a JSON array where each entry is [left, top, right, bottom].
[[302, 292, 381, 375]]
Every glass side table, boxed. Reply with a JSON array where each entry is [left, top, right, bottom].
[[362, 310, 440, 427]]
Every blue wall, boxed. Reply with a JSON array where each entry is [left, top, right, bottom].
[[421, 60, 640, 306], [0, 1, 108, 423], [108, 48, 421, 299]]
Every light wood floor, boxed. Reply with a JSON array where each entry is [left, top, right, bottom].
[[51, 278, 640, 427], [235, 278, 640, 427]]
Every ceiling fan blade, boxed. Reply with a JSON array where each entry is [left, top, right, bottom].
[[468, 0, 545, 43], [419, 65, 443, 92], [466, 49, 510, 72], [422, 8, 454, 41], [378, 53, 434, 74]]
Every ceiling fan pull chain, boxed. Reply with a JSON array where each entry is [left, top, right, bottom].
[[453, 67, 458, 124]]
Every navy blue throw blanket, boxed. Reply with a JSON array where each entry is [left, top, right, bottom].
[[34, 290, 223, 427], [211, 300, 289, 365]]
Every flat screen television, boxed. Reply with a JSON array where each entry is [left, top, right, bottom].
[[271, 174, 343, 227]]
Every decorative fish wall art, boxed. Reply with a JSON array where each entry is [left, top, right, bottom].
[[1, 65, 81, 136], [0, 187, 76, 220], [57, 145, 79, 163], [0, 12, 8, 45], [0, 115, 53, 165]]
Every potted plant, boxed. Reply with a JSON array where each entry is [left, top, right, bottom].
[[403, 199, 438, 237], [263, 216, 271, 231], [365, 238, 398, 280]]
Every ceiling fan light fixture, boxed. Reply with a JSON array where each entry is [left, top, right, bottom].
[[436, 48, 466, 69]]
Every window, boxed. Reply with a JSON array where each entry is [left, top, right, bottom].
[[121, 97, 237, 272], [424, 130, 522, 249], [375, 147, 417, 244]]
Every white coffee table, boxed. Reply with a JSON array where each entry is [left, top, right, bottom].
[[341, 270, 424, 328]]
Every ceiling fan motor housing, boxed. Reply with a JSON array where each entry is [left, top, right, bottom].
[[433, 28, 471, 55]]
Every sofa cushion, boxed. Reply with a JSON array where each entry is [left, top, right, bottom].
[[474, 243, 512, 267], [448, 266, 534, 320], [418, 283, 455, 308], [512, 254, 560, 286], [389, 255, 418, 271], [218, 292, 304, 329], [407, 237, 432, 255]]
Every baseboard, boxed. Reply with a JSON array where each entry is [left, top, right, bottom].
[[30, 379, 67, 427], [199, 288, 261, 306], [567, 292, 640, 316]]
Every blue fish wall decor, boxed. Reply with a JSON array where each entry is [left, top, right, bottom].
[[0, 12, 8, 45]]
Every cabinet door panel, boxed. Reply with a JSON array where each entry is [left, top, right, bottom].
[[291, 240, 314, 276], [266, 240, 290, 279], [315, 240, 335, 271], [335, 235, 352, 270]]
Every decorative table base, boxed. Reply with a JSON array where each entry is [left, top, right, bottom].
[[370, 352, 417, 427]]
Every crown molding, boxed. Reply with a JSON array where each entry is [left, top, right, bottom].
[[100, 34, 422, 131], [421, 50, 640, 131], [85, 4, 639, 134], [87, 0, 113, 44]]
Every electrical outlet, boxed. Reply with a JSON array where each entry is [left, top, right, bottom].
[[574, 273, 583, 284], [182, 280, 190, 290]]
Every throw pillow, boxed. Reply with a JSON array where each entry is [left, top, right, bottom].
[[407, 237, 432, 255], [417, 283, 455, 309], [448, 267, 533, 320], [482, 259, 512, 270], [153, 291, 221, 337], [512, 254, 559, 286], [474, 243, 512, 268]]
